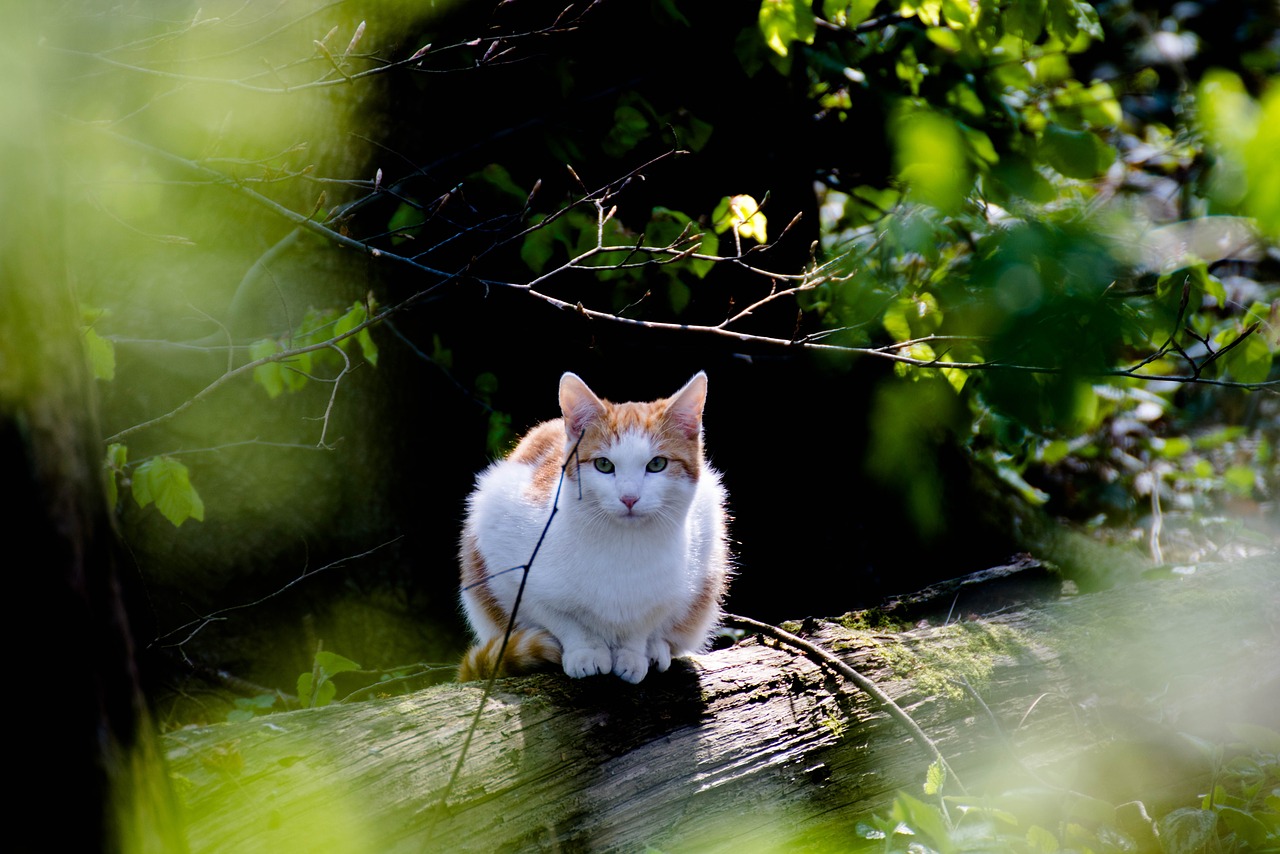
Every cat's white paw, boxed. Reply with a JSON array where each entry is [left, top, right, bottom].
[[562, 647, 612, 679], [613, 649, 650, 683], [646, 637, 674, 672]]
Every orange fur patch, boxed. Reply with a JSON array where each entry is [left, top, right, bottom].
[[508, 419, 565, 504], [460, 532, 508, 632], [457, 628, 562, 682]]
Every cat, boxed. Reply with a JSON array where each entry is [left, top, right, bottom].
[[457, 371, 731, 684]]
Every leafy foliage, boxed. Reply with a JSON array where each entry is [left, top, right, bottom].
[[850, 726, 1280, 854], [251, 300, 380, 400]]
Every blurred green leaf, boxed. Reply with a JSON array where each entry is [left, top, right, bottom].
[[1040, 123, 1113, 179], [1158, 808, 1218, 854], [83, 326, 115, 381], [759, 0, 816, 57]]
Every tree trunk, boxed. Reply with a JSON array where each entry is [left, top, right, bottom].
[[164, 555, 1279, 852], [1, 11, 185, 851]]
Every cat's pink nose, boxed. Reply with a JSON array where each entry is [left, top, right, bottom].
[[620, 495, 638, 509]]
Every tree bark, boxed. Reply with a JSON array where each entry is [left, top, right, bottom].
[[2, 11, 185, 851], [163, 555, 1280, 852]]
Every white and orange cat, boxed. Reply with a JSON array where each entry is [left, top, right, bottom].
[[458, 371, 730, 684]]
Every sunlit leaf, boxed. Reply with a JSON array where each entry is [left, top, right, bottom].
[[1026, 824, 1060, 853], [758, 0, 815, 57], [712, 194, 768, 242], [250, 338, 285, 398], [133, 456, 205, 527], [892, 107, 970, 212], [83, 326, 115, 381], [1223, 466, 1257, 496], [923, 758, 946, 795], [824, 0, 878, 27], [891, 791, 952, 849]]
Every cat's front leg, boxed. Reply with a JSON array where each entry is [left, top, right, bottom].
[[538, 615, 612, 679], [612, 646, 650, 684], [561, 645, 613, 679], [645, 635, 675, 673]]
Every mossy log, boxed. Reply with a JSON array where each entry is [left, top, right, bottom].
[[163, 555, 1280, 852]]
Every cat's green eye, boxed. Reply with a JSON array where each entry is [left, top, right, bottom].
[[646, 457, 668, 473], [593, 458, 615, 474]]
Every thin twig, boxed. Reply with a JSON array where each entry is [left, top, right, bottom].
[[440, 431, 586, 808]]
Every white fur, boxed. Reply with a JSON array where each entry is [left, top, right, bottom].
[[460, 377, 729, 684]]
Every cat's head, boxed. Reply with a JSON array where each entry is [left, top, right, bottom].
[[558, 372, 707, 524]]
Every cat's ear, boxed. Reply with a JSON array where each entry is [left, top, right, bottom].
[[559, 372, 606, 439], [666, 371, 707, 440]]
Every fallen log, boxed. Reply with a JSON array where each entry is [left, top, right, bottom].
[[163, 554, 1280, 852]]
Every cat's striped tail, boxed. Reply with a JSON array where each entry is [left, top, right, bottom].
[[457, 628, 562, 682]]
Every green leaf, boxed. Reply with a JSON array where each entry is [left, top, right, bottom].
[[1006, 0, 1046, 41], [250, 338, 285, 398], [83, 326, 116, 381], [334, 300, 379, 366], [1219, 325, 1272, 385], [941, 0, 975, 28], [1217, 806, 1271, 850], [1041, 439, 1071, 465], [824, 0, 878, 27], [132, 456, 205, 527], [692, 229, 718, 278], [1040, 123, 1112, 179], [901, 0, 943, 27], [892, 107, 970, 212], [884, 292, 942, 342], [296, 672, 337, 708], [603, 103, 651, 157], [1158, 808, 1218, 854], [521, 214, 558, 273], [387, 201, 425, 245], [758, 0, 816, 57], [891, 791, 953, 851], [1223, 465, 1256, 496], [315, 650, 361, 676], [1154, 436, 1192, 459], [475, 163, 526, 201], [1026, 824, 1060, 853], [1045, 0, 1079, 44], [668, 280, 691, 315], [926, 26, 963, 52], [712, 195, 767, 241], [924, 758, 946, 796]]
